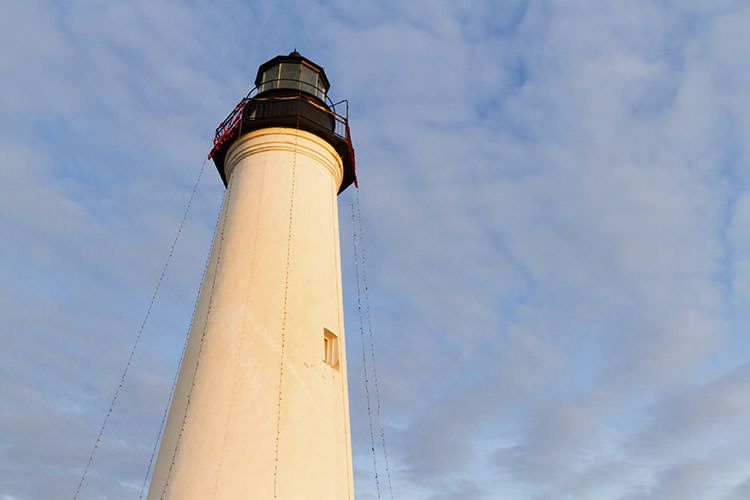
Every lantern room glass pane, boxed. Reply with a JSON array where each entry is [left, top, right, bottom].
[[259, 61, 327, 99], [279, 63, 301, 90], [261, 66, 279, 91], [300, 65, 319, 96]]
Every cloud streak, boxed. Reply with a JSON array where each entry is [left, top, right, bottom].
[[1, 1, 749, 499]]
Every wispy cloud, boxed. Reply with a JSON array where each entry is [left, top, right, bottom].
[[2, 1, 749, 499]]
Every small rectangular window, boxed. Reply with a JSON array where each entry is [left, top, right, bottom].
[[323, 329, 339, 369]]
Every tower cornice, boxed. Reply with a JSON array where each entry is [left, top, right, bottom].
[[225, 127, 345, 190]]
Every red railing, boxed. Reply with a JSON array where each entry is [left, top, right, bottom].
[[207, 92, 252, 160], [207, 82, 356, 187]]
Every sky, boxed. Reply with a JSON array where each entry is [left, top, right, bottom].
[[1, 0, 750, 499]]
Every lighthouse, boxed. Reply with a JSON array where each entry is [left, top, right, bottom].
[[147, 51, 356, 499]]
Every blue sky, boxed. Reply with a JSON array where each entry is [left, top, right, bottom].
[[2, 1, 750, 499]]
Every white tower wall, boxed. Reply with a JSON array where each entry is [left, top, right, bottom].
[[148, 127, 354, 499]]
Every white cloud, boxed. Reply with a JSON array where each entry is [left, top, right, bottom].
[[2, 1, 750, 499]]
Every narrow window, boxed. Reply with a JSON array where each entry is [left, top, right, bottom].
[[323, 329, 339, 369]]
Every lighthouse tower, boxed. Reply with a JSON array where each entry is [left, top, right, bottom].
[[148, 52, 357, 499]]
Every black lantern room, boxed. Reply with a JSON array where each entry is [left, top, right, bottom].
[[256, 50, 330, 100], [209, 51, 356, 193]]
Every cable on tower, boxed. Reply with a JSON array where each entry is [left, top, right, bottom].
[[72, 156, 209, 500], [211, 165, 267, 497], [351, 197, 382, 499], [137, 169, 226, 499], [159, 172, 235, 499], [272, 103, 302, 499], [352, 190, 395, 500]]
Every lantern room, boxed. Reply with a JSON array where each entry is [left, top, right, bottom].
[[209, 51, 356, 193], [255, 51, 330, 101]]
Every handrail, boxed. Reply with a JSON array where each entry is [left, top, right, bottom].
[[208, 86, 350, 160], [257, 80, 349, 120], [329, 98, 349, 120], [258, 77, 327, 101]]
